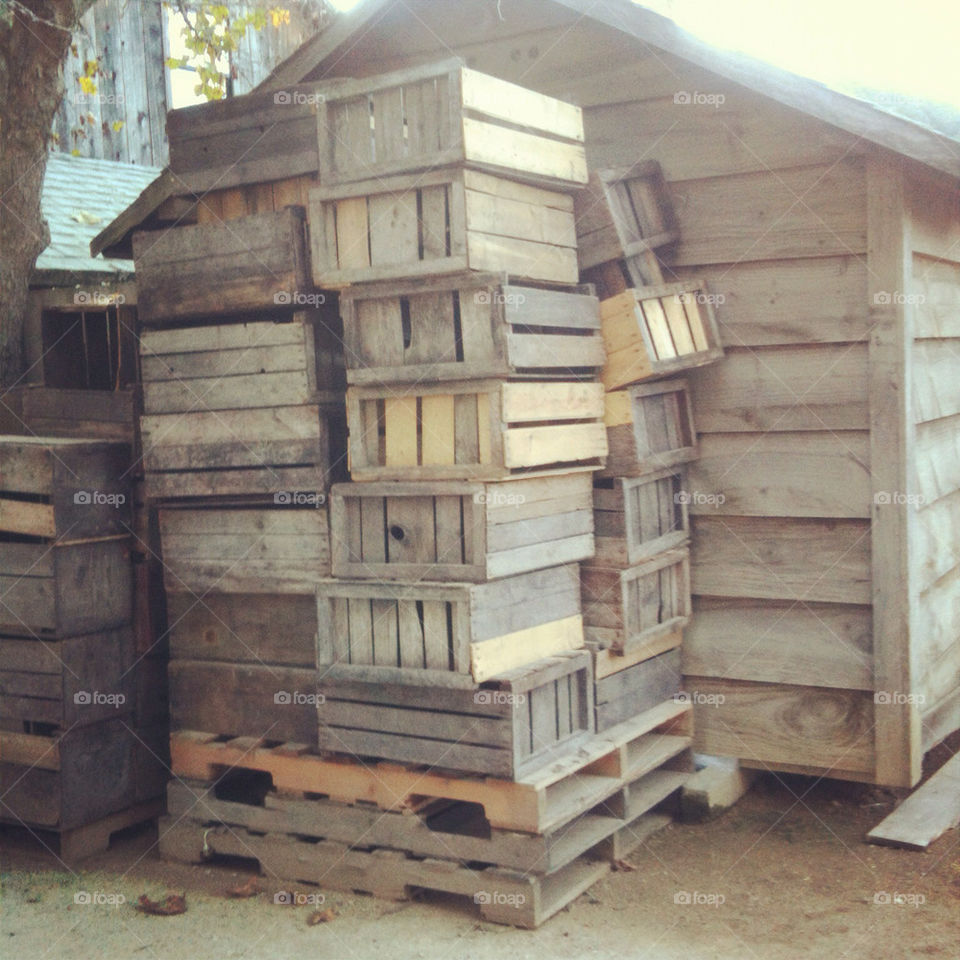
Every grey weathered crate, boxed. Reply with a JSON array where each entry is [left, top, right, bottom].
[[0, 627, 133, 728], [318, 59, 587, 190], [594, 648, 682, 732], [602, 378, 698, 478], [582, 547, 692, 654], [0, 436, 131, 540], [132, 206, 310, 325], [575, 163, 678, 277], [340, 272, 602, 384], [318, 650, 594, 778], [317, 563, 583, 684], [308, 167, 579, 288], [347, 379, 607, 481], [329, 474, 593, 582], [158, 507, 330, 595], [593, 470, 689, 566]]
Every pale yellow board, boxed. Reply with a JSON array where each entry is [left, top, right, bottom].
[[471, 614, 585, 682]]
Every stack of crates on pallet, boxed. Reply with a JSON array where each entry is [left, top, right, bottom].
[[574, 163, 725, 731], [0, 437, 165, 860], [154, 59, 695, 929], [132, 202, 346, 749]]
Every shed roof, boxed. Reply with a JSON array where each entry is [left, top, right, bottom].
[[37, 152, 161, 286]]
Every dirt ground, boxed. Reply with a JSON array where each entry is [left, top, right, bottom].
[[2, 758, 959, 960]]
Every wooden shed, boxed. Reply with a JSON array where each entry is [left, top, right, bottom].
[[93, 0, 960, 789]]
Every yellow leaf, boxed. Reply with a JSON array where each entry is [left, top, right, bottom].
[[112, 120, 124, 132], [78, 76, 97, 95], [270, 8, 290, 27]]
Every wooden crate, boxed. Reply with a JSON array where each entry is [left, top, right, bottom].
[[582, 547, 691, 654], [575, 163, 678, 275], [602, 378, 698, 477], [594, 648, 682, 732], [0, 436, 131, 540], [169, 660, 318, 744], [308, 167, 579, 287], [318, 59, 586, 190], [317, 650, 594, 778], [140, 315, 344, 414], [0, 627, 133, 728], [132, 206, 310, 325], [0, 539, 132, 638], [330, 474, 594, 582], [601, 281, 724, 390], [158, 507, 330, 595], [347, 380, 607, 481], [340, 272, 602, 384], [593, 470, 689, 566], [9, 387, 137, 444], [317, 563, 584, 684]]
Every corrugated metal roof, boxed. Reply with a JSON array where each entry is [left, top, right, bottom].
[[35, 152, 162, 281]]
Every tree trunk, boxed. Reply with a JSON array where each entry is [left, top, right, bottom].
[[0, 0, 97, 388]]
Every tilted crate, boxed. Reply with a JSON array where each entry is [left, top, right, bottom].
[[330, 474, 593, 582], [347, 380, 607, 481], [158, 507, 330, 595], [339, 273, 603, 384], [600, 281, 724, 390], [132, 206, 311, 325], [593, 470, 689, 566], [581, 547, 692, 654], [592, 648, 683, 733], [318, 59, 587, 190], [308, 168, 579, 288], [317, 563, 584, 684], [317, 650, 594, 778], [602, 378, 698, 478]]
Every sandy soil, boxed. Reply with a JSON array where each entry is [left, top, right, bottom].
[[2, 759, 958, 960]]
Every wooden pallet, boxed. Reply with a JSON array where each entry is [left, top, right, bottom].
[[308, 167, 579, 287], [593, 470, 689, 566], [330, 474, 593, 582], [318, 563, 583, 683], [602, 378, 698, 478], [318, 651, 594, 778], [575, 163, 678, 281], [318, 59, 587, 190], [601, 281, 724, 391], [340, 272, 602, 384], [347, 379, 607, 481], [158, 506, 330, 594], [169, 698, 691, 833], [132, 206, 311, 325], [582, 547, 692, 654]]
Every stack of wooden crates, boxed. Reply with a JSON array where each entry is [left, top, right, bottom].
[[0, 437, 165, 859], [149, 61, 696, 928], [574, 164, 725, 733]]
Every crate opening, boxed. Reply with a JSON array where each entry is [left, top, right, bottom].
[[41, 307, 137, 391]]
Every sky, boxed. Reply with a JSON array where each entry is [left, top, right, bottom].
[[327, 0, 960, 109]]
